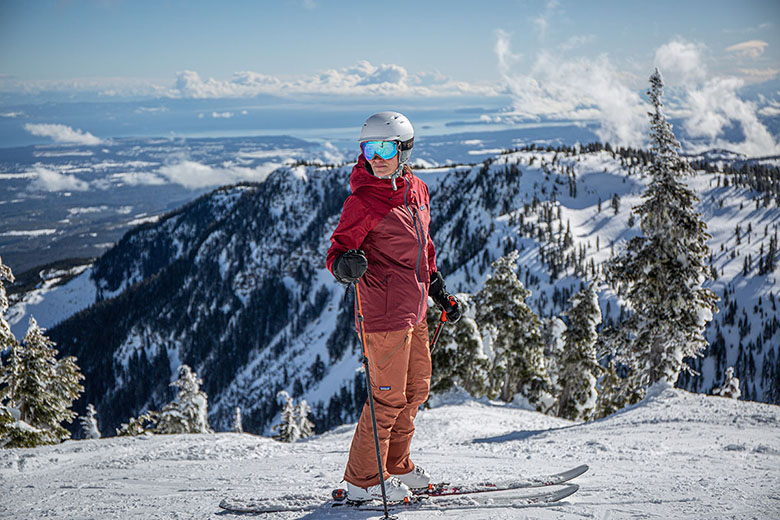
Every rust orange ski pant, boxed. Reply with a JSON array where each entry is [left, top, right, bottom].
[[344, 320, 431, 488]]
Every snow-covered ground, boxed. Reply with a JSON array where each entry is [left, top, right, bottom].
[[1, 384, 778, 519]]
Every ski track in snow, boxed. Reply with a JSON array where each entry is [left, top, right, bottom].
[[1, 385, 778, 519]]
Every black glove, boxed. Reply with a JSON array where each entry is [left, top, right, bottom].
[[333, 249, 368, 284], [429, 271, 462, 323]]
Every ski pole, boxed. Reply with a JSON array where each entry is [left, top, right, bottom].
[[430, 294, 458, 355], [429, 310, 447, 355], [353, 280, 392, 520]]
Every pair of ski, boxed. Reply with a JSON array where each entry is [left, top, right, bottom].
[[218, 463, 588, 514]]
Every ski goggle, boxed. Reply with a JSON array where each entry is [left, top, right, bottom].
[[360, 140, 399, 161]]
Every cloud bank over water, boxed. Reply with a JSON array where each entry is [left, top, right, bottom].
[[24, 123, 103, 145], [493, 31, 780, 155]]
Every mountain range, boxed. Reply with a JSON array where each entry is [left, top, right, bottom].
[[5, 142, 780, 436]]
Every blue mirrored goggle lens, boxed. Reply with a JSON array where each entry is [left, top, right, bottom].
[[361, 141, 398, 161]]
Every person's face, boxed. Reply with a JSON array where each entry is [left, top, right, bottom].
[[361, 140, 400, 178], [370, 151, 400, 178]]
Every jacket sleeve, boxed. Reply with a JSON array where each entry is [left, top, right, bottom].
[[326, 194, 374, 275]]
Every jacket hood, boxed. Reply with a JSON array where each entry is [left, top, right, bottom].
[[349, 154, 411, 193]]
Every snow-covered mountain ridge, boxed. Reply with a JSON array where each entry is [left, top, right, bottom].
[[6, 144, 780, 437], [1, 385, 777, 519]]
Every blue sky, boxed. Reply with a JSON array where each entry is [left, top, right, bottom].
[[1, 0, 779, 154], [2, 0, 778, 86]]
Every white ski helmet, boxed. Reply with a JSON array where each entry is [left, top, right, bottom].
[[358, 111, 414, 164]]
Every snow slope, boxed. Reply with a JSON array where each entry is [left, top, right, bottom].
[[7, 265, 97, 339], [1, 385, 777, 519]]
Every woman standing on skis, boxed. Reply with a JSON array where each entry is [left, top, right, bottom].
[[326, 111, 461, 502]]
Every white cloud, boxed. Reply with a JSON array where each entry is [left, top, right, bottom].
[[681, 75, 779, 156], [652, 40, 780, 157], [654, 39, 707, 84], [494, 31, 648, 147], [0, 75, 168, 99], [738, 68, 780, 82], [134, 106, 168, 114], [110, 172, 167, 186], [0, 111, 24, 118], [167, 62, 498, 99], [494, 29, 780, 156], [4, 61, 497, 100], [157, 160, 281, 189], [532, 0, 560, 39], [0, 229, 57, 237], [29, 165, 90, 192], [24, 123, 102, 145], [725, 40, 768, 59]]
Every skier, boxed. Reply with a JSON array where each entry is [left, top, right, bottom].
[[326, 111, 461, 502]]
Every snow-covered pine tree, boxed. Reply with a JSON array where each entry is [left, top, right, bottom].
[[0, 258, 44, 448], [713, 366, 741, 399], [476, 251, 551, 406], [605, 69, 718, 396], [296, 399, 314, 439], [0, 257, 20, 408], [79, 403, 101, 439], [116, 410, 159, 436], [273, 390, 299, 442], [593, 359, 624, 419], [8, 317, 84, 445], [0, 256, 15, 361], [558, 284, 602, 421], [233, 406, 243, 434], [156, 364, 212, 434], [428, 294, 489, 397], [540, 316, 567, 404]]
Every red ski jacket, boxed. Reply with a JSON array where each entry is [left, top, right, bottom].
[[327, 155, 437, 333]]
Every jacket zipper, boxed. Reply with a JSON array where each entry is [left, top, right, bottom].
[[402, 175, 427, 322]]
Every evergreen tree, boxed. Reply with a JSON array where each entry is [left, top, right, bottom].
[[116, 411, 159, 436], [558, 284, 602, 421], [428, 294, 489, 398], [296, 399, 314, 439], [594, 359, 629, 419], [23, 319, 83, 442], [273, 390, 300, 442], [476, 251, 551, 406], [0, 256, 15, 362], [713, 366, 741, 399], [605, 69, 718, 395], [156, 364, 212, 434], [540, 316, 567, 404], [611, 193, 621, 215], [0, 257, 21, 408], [233, 406, 243, 434], [1, 258, 86, 448], [0, 258, 43, 448], [79, 403, 101, 439]]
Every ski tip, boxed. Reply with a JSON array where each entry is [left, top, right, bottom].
[[566, 464, 590, 478], [551, 484, 579, 502]]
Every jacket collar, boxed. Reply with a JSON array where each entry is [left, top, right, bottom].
[[350, 155, 411, 193]]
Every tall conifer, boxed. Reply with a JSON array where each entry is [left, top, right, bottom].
[[605, 69, 718, 394]]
